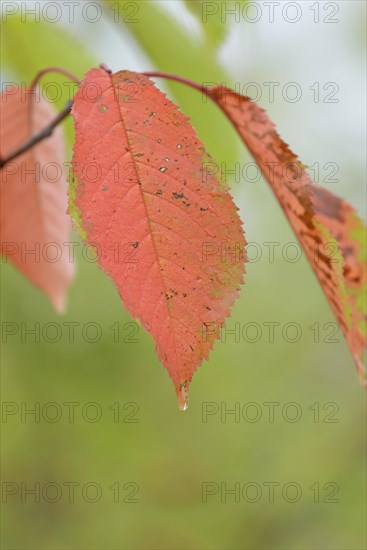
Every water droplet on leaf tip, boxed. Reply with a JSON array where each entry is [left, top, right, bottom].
[[177, 381, 189, 411]]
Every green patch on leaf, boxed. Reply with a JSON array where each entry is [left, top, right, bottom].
[[68, 172, 87, 242]]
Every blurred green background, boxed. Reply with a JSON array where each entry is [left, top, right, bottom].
[[1, 1, 366, 549]]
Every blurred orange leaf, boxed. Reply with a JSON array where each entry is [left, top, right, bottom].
[[0, 85, 75, 312], [206, 84, 366, 383]]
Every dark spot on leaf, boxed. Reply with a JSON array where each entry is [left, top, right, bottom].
[[312, 187, 343, 221]]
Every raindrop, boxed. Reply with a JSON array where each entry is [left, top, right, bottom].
[[177, 381, 189, 411]]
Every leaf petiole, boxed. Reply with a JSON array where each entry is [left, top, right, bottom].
[[29, 66, 81, 90]]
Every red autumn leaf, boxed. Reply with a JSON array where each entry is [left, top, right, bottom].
[[0, 85, 75, 312], [206, 85, 366, 383], [71, 68, 246, 408]]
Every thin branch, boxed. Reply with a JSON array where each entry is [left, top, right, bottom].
[[0, 101, 73, 168]]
